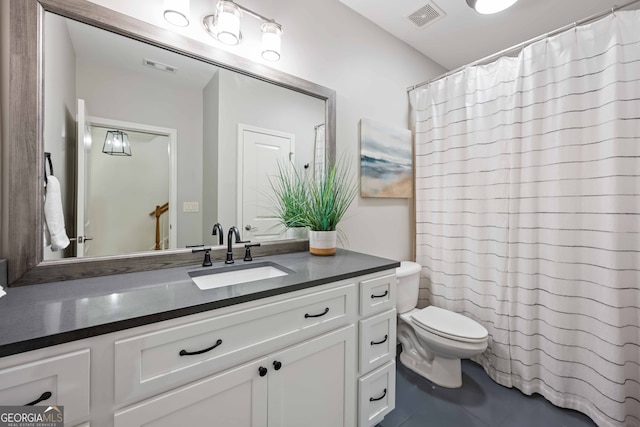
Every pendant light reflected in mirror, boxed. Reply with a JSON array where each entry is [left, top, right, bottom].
[[103, 130, 132, 156]]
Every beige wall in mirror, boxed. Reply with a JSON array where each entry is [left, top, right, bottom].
[[43, 12, 325, 260]]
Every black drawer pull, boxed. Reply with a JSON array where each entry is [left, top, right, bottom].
[[179, 339, 223, 356], [305, 307, 329, 318], [26, 391, 52, 406], [258, 366, 268, 377], [370, 388, 387, 402], [371, 334, 389, 346], [371, 290, 389, 299], [273, 360, 282, 370]]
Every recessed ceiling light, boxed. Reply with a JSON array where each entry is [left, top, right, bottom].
[[466, 0, 518, 14]]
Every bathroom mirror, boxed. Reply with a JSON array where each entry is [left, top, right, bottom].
[[43, 12, 326, 260], [4, 0, 336, 285]]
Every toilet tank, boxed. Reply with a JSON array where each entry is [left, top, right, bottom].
[[396, 261, 422, 313]]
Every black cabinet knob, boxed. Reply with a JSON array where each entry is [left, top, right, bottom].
[[273, 360, 282, 370], [258, 366, 268, 377]]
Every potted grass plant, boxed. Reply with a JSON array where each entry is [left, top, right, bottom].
[[299, 158, 358, 256], [268, 162, 309, 239]]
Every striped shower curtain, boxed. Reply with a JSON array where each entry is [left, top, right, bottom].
[[411, 10, 640, 427]]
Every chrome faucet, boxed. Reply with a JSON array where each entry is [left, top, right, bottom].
[[226, 226, 248, 264], [212, 223, 224, 245]]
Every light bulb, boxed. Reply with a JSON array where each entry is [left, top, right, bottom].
[[261, 22, 282, 61], [217, 1, 241, 45]]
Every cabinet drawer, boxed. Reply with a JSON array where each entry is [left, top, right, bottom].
[[359, 309, 396, 374], [359, 274, 396, 317], [358, 360, 396, 427], [0, 349, 90, 426], [115, 283, 356, 404]]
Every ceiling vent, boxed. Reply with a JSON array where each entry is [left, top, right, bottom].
[[406, 2, 445, 29], [142, 58, 178, 73]]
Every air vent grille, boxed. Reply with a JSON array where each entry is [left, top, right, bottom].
[[142, 58, 178, 73], [406, 2, 445, 28]]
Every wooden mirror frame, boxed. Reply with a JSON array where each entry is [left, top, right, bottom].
[[3, 0, 336, 286]]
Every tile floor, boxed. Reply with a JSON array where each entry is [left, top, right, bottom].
[[377, 357, 597, 427]]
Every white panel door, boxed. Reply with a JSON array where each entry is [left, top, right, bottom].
[[238, 125, 294, 241], [76, 99, 92, 257], [267, 325, 356, 427], [114, 357, 268, 427]]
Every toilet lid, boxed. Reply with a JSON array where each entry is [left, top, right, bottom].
[[411, 306, 488, 342]]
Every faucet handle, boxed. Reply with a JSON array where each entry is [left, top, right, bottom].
[[243, 243, 261, 261], [192, 247, 213, 267]]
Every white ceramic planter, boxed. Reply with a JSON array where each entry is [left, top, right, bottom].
[[308, 230, 337, 256]]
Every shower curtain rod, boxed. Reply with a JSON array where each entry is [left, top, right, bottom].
[[407, 0, 640, 92]]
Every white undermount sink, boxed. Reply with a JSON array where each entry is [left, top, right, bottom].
[[189, 262, 292, 290]]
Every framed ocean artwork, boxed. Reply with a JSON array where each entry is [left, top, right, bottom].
[[359, 118, 412, 198]]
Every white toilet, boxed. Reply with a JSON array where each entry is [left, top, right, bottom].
[[396, 261, 488, 388]]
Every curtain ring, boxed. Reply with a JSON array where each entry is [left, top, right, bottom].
[[611, 7, 616, 17]]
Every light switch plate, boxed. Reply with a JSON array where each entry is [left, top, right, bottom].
[[183, 202, 199, 212]]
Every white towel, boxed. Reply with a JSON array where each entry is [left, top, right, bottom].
[[44, 176, 70, 251]]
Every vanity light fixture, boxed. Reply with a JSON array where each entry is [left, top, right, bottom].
[[163, 0, 190, 27], [103, 130, 132, 156], [201, 1, 283, 61], [466, 0, 518, 14]]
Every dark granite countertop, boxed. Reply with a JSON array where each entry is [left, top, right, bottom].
[[0, 249, 399, 358]]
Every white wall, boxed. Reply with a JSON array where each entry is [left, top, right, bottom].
[[76, 60, 204, 248], [43, 13, 77, 259], [87, 0, 447, 261], [202, 72, 220, 247]]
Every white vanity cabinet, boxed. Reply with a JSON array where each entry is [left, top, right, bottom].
[[0, 268, 397, 427], [113, 283, 356, 405], [114, 326, 355, 427]]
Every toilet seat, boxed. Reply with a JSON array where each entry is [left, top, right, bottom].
[[411, 306, 488, 344]]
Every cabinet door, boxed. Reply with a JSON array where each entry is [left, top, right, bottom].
[[114, 358, 268, 427], [268, 325, 356, 427]]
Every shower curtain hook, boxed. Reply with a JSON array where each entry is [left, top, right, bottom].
[[611, 7, 616, 16]]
